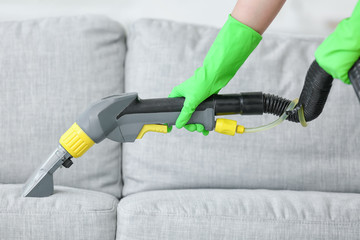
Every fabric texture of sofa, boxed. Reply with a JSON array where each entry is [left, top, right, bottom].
[[1, 15, 360, 240]]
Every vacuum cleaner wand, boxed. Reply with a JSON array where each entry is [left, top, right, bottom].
[[22, 58, 360, 198], [21, 92, 286, 197]]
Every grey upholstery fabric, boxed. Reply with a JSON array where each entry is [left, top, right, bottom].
[[123, 19, 360, 196], [0, 16, 125, 197], [117, 189, 360, 240], [0, 184, 118, 240]]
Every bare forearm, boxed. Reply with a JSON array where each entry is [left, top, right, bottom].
[[231, 0, 286, 35]]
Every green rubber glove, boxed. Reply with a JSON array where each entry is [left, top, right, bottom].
[[168, 15, 262, 134], [315, 0, 360, 84]]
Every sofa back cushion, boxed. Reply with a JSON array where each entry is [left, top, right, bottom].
[[0, 16, 125, 198], [122, 19, 360, 196]]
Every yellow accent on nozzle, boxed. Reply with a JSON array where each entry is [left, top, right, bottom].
[[136, 124, 168, 139], [59, 123, 95, 158]]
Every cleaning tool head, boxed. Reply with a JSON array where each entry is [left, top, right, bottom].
[[22, 145, 72, 197]]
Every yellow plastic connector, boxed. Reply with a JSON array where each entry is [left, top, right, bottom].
[[236, 125, 245, 134], [59, 123, 95, 158], [214, 119, 235, 136], [215, 118, 245, 135], [136, 124, 168, 139]]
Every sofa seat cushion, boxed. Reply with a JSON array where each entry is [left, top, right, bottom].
[[117, 189, 360, 240], [0, 184, 118, 240]]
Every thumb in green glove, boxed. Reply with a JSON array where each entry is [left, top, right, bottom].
[[315, 0, 360, 84], [169, 15, 262, 134]]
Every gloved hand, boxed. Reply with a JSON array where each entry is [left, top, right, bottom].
[[315, 0, 360, 84], [169, 14, 262, 135]]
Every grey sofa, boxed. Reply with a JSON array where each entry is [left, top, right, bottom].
[[1, 15, 360, 240]]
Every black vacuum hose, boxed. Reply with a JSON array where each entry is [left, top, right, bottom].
[[263, 93, 293, 119], [264, 60, 333, 122], [264, 59, 360, 123]]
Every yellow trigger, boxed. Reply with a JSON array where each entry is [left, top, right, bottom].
[[136, 124, 168, 139]]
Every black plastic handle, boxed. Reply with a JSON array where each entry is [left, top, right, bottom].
[[115, 93, 265, 134], [118, 93, 264, 118]]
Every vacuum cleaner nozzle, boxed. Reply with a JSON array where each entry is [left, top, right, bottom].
[[22, 145, 72, 197]]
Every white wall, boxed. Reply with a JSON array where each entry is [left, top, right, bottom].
[[0, 0, 357, 36]]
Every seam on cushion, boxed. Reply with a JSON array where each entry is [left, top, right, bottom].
[[53, 188, 119, 199], [0, 211, 116, 215], [117, 19, 126, 199], [117, 208, 360, 224], [0, 198, 118, 214], [120, 214, 360, 225]]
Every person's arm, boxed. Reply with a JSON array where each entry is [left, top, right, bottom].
[[232, 0, 286, 35], [169, 0, 286, 134]]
